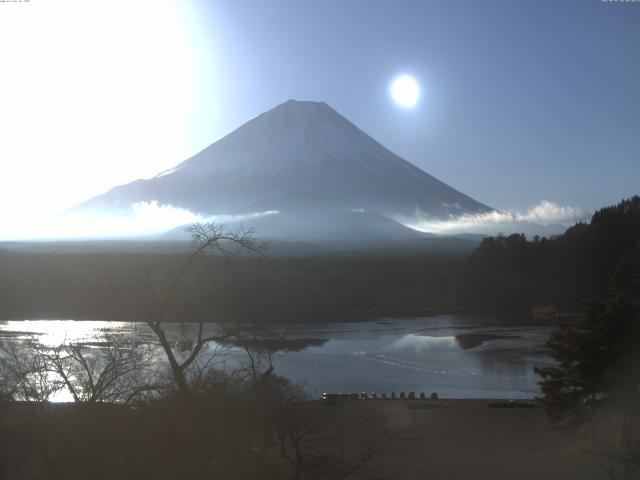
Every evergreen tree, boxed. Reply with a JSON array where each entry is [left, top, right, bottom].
[[535, 243, 640, 479]]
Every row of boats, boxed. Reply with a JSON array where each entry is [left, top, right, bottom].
[[321, 391, 439, 404]]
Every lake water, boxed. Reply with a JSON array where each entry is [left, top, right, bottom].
[[0, 315, 553, 399]]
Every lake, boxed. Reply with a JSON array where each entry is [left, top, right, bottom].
[[0, 315, 553, 399]]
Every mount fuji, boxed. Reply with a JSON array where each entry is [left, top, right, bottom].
[[73, 100, 493, 244]]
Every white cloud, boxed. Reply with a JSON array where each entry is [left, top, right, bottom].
[[130, 201, 202, 232], [398, 200, 586, 235], [515, 201, 584, 224], [0, 201, 279, 241]]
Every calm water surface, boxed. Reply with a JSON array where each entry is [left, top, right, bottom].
[[0, 315, 553, 399]]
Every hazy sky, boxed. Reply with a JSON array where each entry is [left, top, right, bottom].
[[1, 0, 638, 235]]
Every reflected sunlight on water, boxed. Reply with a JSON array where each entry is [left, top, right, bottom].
[[384, 334, 457, 353], [0, 315, 553, 399], [0, 320, 126, 347]]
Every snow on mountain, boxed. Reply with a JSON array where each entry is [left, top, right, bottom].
[[72, 100, 493, 242], [161, 100, 423, 177]]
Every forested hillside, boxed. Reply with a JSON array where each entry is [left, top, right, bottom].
[[456, 196, 640, 313]]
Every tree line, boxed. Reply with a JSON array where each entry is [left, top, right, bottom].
[[457, 196, 640, 314], [527, 198, 640, 480]]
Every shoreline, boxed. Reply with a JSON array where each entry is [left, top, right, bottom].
[[0, 309, 558, 327]]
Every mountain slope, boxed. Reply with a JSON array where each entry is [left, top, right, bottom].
[[73, 100, 492, 242], [77, 100, 489, 215]]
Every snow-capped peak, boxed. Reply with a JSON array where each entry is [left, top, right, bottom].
[[162, 100, 421, 178]]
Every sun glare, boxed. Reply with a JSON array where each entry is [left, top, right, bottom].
[[0, 0, 195, 229], [390, 74, 420, 108]]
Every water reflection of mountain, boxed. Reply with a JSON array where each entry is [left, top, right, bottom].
[[454, 334, 521, 350], [221, 337, 329, 353]]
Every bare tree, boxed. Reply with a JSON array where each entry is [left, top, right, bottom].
[[0, 339, 62, 401], [140, 222, 266, 398], [274, 389, 329, 480], [267, 382, 389, 480], [224, 325, 284, 384], [0, 334, 157, 404], [42, 334, 157, 404]]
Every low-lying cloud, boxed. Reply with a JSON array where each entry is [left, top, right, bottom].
[[1, 201, 280, 241], [399, 200, 587, 236], [511, 201, 585, 224]]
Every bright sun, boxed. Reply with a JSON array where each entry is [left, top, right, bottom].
[[390, 74, 420, 108]]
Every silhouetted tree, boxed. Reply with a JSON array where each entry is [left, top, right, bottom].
[[139, 222, 266, 398], [0, 339, 61, 401], [0, 334, 157, 404], [535, 243, 640, 480], [43, 334, 157, 403]]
